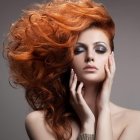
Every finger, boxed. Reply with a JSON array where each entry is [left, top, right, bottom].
[[108, 52, 113, 69], [76, 82, 84, 101], [76, 82, 87, 104], [70, 73, 78, 102], [109, 52, 116, 77], [111, 51, 116, 72], [76, 84, 92, 113], [69, 69, 74, 87], [105, 63, 111, 78], [71, 73, 78, 91]]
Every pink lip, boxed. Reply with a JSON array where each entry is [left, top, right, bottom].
[[83, 65, 98, 71]]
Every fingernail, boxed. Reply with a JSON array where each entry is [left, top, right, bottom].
[[71, 68, 73, 73], [112, 51, 114, 56], [81, 82, 84, 85]]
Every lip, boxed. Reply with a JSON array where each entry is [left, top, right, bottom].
[[83, 65, 98, 71]]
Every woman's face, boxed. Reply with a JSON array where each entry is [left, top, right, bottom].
[[72, 27, 112, 84]]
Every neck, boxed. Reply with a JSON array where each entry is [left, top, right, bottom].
[[83, 82, 101, 119]]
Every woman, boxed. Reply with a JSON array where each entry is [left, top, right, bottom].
[[5, 0, 140, 139]]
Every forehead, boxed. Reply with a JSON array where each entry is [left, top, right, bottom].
[[77, 27, 110, 47]]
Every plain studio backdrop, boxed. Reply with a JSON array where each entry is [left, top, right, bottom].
[[0, 0, 140, 139]]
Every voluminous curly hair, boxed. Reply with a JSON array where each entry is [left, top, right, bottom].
[[4, 0, 115, 139]]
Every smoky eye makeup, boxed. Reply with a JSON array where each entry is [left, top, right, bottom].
[[74, 43, 86, 55], [94, 43, 108, 54], [74, 42, 109, 55]]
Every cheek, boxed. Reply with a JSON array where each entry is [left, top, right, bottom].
[[72, 55, 84, 69], [104, 57, 109, 66], [99, 56, 109, 67], [72, 57, 85, 80], [98, 56, 109, 74], [72, 58, 82, 73], [72, 63, 82, 74]]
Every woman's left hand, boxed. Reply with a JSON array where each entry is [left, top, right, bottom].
[[96, 51, 116, 111], [69, 69, 95, 134]]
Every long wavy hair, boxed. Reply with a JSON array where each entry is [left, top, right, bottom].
[[4, 0, 115, 139]]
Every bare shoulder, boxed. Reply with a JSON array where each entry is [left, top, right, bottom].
[[116, 106, 140, 140], [124, 107, 140, 125], [25, 110, 44, 121], [111, 103, 140, 123], [25, 111, 55, 140]]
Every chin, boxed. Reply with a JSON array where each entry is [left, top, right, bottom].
[[79, 74, 105, 84]]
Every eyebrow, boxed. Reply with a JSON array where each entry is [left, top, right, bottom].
[[76, 41, 108, 48], [94, 41, 108, 46]]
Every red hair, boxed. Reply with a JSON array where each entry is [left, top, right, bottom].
[[5, 0, 115, 139]]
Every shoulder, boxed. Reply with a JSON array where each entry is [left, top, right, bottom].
[[25, 111, 80, 140], [118, 107, 140, 140], [124, 108, 140, 125], [25, 110, 46, 131], [115, 104, 140, 126], [111, 103, 140, 123], [25, 111, 56, 140], [25, 110, 45, 123]]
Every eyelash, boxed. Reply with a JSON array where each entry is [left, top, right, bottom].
[[74, 47, 85, 55], [95, 45, 107, 54], [74, 45, 107, 55]]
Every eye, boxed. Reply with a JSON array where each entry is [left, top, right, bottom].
[[95, 45, 107, 54], [74, 46, 85, 55]]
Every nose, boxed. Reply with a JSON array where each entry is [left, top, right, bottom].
[[85, 49, 95, 62]]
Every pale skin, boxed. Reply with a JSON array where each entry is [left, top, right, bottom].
[[25, 27, 140, 140]]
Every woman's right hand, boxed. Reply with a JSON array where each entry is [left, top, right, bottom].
[[69, 69, 95, 134]]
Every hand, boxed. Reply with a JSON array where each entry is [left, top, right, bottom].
[[69, 69, 95, 133], [96, 51, 116, 111]]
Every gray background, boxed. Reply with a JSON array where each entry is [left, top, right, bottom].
[[0, 0, 140, 140]]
